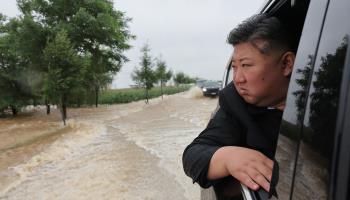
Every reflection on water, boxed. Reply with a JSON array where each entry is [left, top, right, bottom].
[[0, 89, 217, 199]]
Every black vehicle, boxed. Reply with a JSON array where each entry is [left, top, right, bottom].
[[201, 81, 222, 97], [202, 0, 350, 199]]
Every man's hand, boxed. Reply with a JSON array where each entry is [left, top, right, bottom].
[[208, 146, 273, 192]]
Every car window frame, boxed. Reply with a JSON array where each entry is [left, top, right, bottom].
[[330, 35, 350, 200]]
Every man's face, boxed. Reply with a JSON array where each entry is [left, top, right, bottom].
[[231, 42, 294, 108]]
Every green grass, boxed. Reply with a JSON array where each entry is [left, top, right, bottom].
[[99, 85, 191, 104]]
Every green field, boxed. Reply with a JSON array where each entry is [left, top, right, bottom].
[[99, 85, 191, 104]]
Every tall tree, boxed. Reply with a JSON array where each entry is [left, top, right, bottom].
[[131, 44, 157, 103], [43, 30, 82, 125], [18, 0, 134, 107], [155, 57, 172, 99]]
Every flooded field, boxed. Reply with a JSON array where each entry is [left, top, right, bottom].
[[0, 88, 218, 200]]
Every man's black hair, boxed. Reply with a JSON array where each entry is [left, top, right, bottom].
[[227, 14, 297, 54]]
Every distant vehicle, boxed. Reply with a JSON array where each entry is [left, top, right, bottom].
[[201, 81, 221, 97]]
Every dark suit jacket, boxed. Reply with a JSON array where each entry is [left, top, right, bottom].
[[182, 82, 282, 199]]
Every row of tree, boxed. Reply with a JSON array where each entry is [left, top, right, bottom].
[[131, 44, 196, 103], [0, 0, 133, 125]]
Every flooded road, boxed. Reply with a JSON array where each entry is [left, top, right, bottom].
[[0, 88, 218, 200]]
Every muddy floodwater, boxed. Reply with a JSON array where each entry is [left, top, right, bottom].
[[0, 88, 218, 200]]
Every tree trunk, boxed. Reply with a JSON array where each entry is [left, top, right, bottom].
[[47, 104, 51, 115], [92, 49, 100, 108], [161, 82, 164, 100], [95, 86, 99, 108], [45, 98, 50, 115], [76, 96, 81, 108], [60, 94, 67, 126], [33, 98, 37, 107], [11, 105, 18, 116], [145, 88, 149, 104]]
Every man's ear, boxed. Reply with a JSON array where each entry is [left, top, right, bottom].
[[281, 51, 295, 77]]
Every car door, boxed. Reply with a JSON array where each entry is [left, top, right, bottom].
[[287, 0, 350, 199], [271, 0, 330, 199]]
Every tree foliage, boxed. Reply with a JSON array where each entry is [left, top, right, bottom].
[[173, 71, 195, 85], [43, 30, 83, 125], [17, 0, 134, 108], [155, 57, 172, 98], [0, 0, 132, 123], [131, 44, 157, 103]]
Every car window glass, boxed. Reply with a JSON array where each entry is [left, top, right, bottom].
[[274, 0, 328, 199], [291, 0, 350, 199]]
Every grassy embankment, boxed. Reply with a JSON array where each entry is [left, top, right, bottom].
[[99, 85, 191, 104]]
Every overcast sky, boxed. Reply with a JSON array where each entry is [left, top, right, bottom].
[[0, 0, 263, 88]]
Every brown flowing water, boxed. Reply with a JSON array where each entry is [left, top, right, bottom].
[[0, 88, 217, 200]]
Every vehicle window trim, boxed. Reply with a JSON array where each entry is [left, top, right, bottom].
[[260, 0, 287, 15], [241, 184, 254, 200], [223, 54, 233, 87]]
